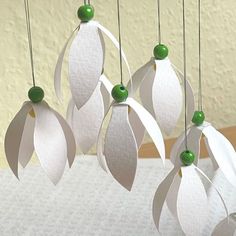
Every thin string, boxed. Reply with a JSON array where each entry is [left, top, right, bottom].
[[117, 0, 124, 85], [182, 0, 188, 149], [24, 0, 36, 87], [157, 0, 161, 44], [198, 0, 203, 111]]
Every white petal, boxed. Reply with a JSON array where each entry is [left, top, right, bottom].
[[32, 101, 67, 185], [4, 102, 32, 178], [54, 27, 79, 100], [127, 59, 154, 96], [52, 109, 76, 168], [90, 21, 132, 78], [104, 105, 138, 191], [166, 173, 181, 217], [18, 114, 35, 168], [69, 22, 104, 110], [128, 108, 145, 149], [203, 125, 236, 187], [177, 165, 208, 236], [124, 98, 165, 164], [66, 98, 75, 126], [172, 65, 195, 124], [152, 167, 179, 231], [170, 126, 203, 168], [139, 64, 156, 117], [100, 74, 112, 113], [152, 59, 183, 135], [71, 82, 104, 154]]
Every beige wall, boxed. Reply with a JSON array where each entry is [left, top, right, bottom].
[[0, 0, 236, 167]]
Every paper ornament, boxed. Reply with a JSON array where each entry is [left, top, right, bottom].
[[5, 88, 76, 185], [67, 74, 112, 154], [212, 213, 236, 236], [127, 57, 194, 136], [97, 85, 165, 190], [152, 162, 228, 236], [170, 119, 236, 188], [54, 4, 131, 110]]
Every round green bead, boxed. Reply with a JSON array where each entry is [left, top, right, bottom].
[[77, 5, 94, 22], [28, 86, 44, 103], [111, 84, 128, 103], [153, 44, 169, 60], [192, 111, 205, 126], [180, 150, 195, 166]]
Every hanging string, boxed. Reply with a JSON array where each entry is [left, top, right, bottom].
[[198, 0, 203, 111], [117, 0, 124, 85], [182, 0, 188, 150], [24, 0, 36, 87], [157, 0, 161, 44]]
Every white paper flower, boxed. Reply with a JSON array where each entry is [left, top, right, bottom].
[[67, 74, 112, 154], [170, 121, 236, 188], [54, 12, 131, 110], [127, 57, 194, 136], [97, 84, 165, 190], [4, 88, 76, 185], [152, 163, 228, 236]]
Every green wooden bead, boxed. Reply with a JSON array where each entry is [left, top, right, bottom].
[[111, 84, 128, 103], [153, 44, 169, 60], [192, 111, 205, 126], [180, 150, 195, 166], [77, 5, 94, 22], [28, 86, 44, 103]]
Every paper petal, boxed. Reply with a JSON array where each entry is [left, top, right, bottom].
[[32, 101, 67, 185], [127, 59, 154, 96], [170, 126, 203, 168], [90, 21, 132, 78], [128, 108, 145, 149], [124, 98, 165, 163], [139, 64, 156, 117], [177, 165, 208, 236], [69, 22, 103, 110], [52, 109, 76, 167], [4, 102, 32, 178], [71, 82, 105, 154], [203, 125, 236, 187], [152, 167, 179, 231], [100, 74, 112, 113], [18, 114, 35, 168], [54, 27, 79, 100], [104, 105, 138, 190], [152, 59, 183, 135], [66, 98, 75, 126], [166, 173, 181, 217], [172, 65, 195, 124]]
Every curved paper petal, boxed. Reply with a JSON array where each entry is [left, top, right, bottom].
[[71, 82, 105, 154], [100, 74, 112, 113], [104, 105, 138, 191], [124, 98, 165, 163], [166, 173, 181, 217], [170, 126, 203, 168], [4, 102, 32, 178], [18, 114, 35, 168], [69, 22, 104, 110], [52, 110, 76, 167], [66, 98, 74, 126], [172, 65, 195, 124], [128, 108, 145, 149], [152, 59, 183, 135], [152, 167, 179, 231], [54, 27, 79, 100], [139, 64, 156, 117], [127, 59, 154, 96], [203, 125, 236, 187], [90, 21, 132, 78], [177, 165, 208, 236], [32, 101, 67, 185]]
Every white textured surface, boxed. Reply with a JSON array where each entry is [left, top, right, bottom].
[[0, 157, 235, 236]]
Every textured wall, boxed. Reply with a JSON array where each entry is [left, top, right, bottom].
[[0, 0, 236, 167]]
